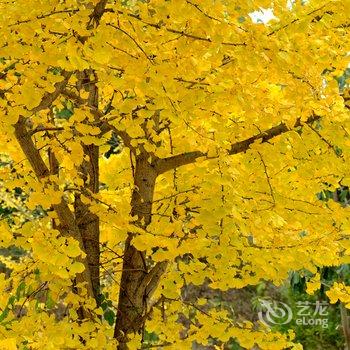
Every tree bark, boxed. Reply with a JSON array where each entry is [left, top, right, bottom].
[[74, 70, 100, 303], [114, 153, 167, 349], [74, 144, 100, 301], [341, 303, 350, 350], [14, 117, 95, 307]]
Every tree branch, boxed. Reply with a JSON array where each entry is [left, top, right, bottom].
[[14, 71, 72, 176], [14, 116, 95, 303], [155, 114, 321, 174], [14, 117, 51, 178], [138, 261, 168, 301], [88, 0, 108, 28], [60, 88, 133, 148], [31, 71, 72, 113], [13, 73, 95, 304]]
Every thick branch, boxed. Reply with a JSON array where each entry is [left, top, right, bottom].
[[155, 114, 321, 174], [13, 74, 95, 304], [14, 117, 95, 302], [31, 71, 72, 113], [14, 117, 51, 178], [88, 0, 108, 28], [74, 69, 101, 301], [14, 71, 72, 176], [143, 261, 168, 300]]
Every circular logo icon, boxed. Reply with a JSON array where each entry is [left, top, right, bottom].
[[258, 299, 293, 326]]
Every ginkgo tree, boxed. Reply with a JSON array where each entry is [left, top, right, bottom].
[[0, 0, 350, 349]]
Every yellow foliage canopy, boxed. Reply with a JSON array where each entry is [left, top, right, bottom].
[[0, 0, 349, 349]]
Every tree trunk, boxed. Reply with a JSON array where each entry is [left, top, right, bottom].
[[114, 154, 167, 349], [340, 303, 350, 350], [74, 144, 100, 301], [75, 70, 100, 303]]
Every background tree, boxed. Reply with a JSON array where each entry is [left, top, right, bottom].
[[0, 0, 350, 349]]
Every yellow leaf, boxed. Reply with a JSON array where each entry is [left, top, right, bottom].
[[197, 298, 207, 306], [66, 241, 83, 258], [0, 338, 17, 350], [0, 222, 12, 246], [70, 262, 85, 274]]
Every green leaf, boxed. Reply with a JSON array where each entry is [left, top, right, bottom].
[[104, 309, 115, 326], [8, 295, 16, 306], [16, 281, 26, 300], [45, 293, 55, 309], [0, 308, 9, 322], [56, 108, 73, 120], [101, 301, 108, 311]]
